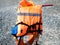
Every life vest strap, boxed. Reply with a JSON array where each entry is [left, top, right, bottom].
[[16, 22, 43, 36], [14, 22, 43, 45], [27, 29, 42, 34], [16, 22, 42, 27], [16, 22, 29, 26]]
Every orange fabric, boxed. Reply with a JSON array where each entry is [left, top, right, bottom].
[[17, 5, 42, 36], [15, 0, 43, 45], [16, 33, 39, 45], [19, 0, 34, 7], [16, 5, 42, 45]]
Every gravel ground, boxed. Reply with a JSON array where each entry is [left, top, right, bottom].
[[0, 0, 60, 45]]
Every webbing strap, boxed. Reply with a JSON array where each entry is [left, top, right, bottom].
[[16, 22, 42, 35], [18, 36, 22, 45], [16, 22, 29, 26], [16, 22, 42, 27], [16, 22, 42, 45]]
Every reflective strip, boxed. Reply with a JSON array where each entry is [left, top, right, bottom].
[[17, 12, 40, 16]]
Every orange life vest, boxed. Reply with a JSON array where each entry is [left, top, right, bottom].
[[12, 0, 43, 45], [11, 0, 53, 45], [17, 5, 42, 36]]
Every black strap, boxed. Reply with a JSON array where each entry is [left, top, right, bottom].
[[15, 22, 42, 45], [16, 22, 42, 35], [16, 22, 29, 26], [18, 36, 22, 45], [16, 22, 42, 26]]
